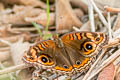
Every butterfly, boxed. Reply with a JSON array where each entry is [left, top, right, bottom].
[[22, 31, 109, 80]]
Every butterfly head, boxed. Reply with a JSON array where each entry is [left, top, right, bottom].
[[22, 47, 38, 64]]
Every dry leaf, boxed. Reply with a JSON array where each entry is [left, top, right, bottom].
[[25, 13, 55, 27], [10, 38, 31, 65], [98, 63, 115, 80], [0, 5, 45, 25], [0, 51, 10, 62], [70, 0, 88, 13], [0, 0, 46, 9], [74, 9, 84, 19], [56, 0, 82, 31]]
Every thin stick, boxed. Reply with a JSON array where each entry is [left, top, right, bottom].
[[0, 39, 12, 46], [104, 6, 120, 13], [88, 0, 95, 32], [113, 28, 120, 38], [88, 49, 120, 80], [82, 49, 107, 80], [103, 37, 120, 48], [73, 26, 81, 31], [0, 63, 28, 75], [107, 12, 112, 39], [89, 0, 108, 29], [0, 62, 16, 80]]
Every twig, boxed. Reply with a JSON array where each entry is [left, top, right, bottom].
[[82, 49, 107, 80], [0, 39, 12, 46], [88, 49, 120, 80], [104, 6, 120, 13], [88, 0, 95, 32], [113, 28, 120, 38], [0, 63, 28, 75], [0, 62, 16, 80], [73, 26, 81, 31], [107, 12, 112, 40], [11, 27, 38, 32], [103, 37, 120, 48], [89, 0, 108, 29]]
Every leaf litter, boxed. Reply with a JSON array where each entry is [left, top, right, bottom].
[[0, 0, 120, 80]]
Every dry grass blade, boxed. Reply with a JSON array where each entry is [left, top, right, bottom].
[[107, 12, 112, 40], [87, 0, 95, 32], [89, 0, 108, 29]]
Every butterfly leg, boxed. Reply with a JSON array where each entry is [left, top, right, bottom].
[[31, 66, 47, 80], [32, 69, 42, 80]]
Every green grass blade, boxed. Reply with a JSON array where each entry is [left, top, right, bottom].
[[45, 0, 50, 31], [32, 22, 42, 37]]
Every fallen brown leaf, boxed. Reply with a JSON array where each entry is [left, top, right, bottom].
[[56, 0, 82, 31], [25, 13, 55, 27], [0, 5, 45, 25], [98, 63, 115, 80]]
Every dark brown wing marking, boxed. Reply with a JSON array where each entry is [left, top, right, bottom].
[[75, 33, 81, 40]]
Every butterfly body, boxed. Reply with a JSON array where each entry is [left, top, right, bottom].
[[22, 31, 109, 79]]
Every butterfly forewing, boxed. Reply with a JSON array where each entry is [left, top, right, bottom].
[[23, 40, 74, 75]]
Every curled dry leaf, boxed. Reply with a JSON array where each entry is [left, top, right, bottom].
[[0, 0, 20, 4], [0, 33, 30, 48], [56, 0, 82, 31], [0, 51, 10, 62], [25, 13, 55, 27], [20, 0, 46, 8], [74, 9, 84, 19], [0, 5, 45, 25], [70, 0, 88, 13], [25, 8, 84, 27], [0, 24, 31, 47], [1, 0, 46, 9], [0, 24, 27, 37], [98, 63, 115, 80]]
